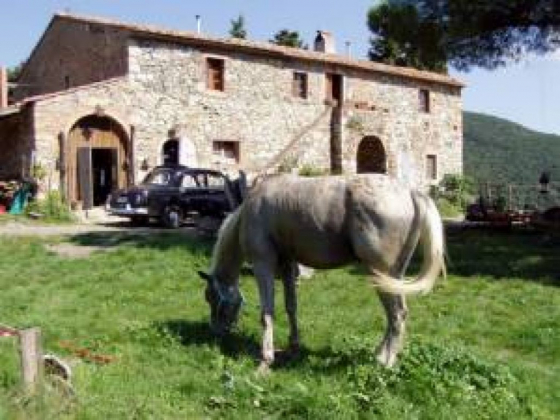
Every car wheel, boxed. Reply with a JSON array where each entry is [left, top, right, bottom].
[[163, 205, 182, 229]]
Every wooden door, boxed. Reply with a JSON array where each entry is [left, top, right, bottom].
[[77, 147, 93, 210], [67, 115, 128, 207]]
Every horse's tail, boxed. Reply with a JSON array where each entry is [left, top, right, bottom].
[[372, 192, 446, 295]]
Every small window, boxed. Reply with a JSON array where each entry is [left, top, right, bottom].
[[207, 58, 225, 91], [426, 154, 437, 180], [419, 89, 430, 113], [213, 141, 239, 164], [207, 173, 225, 188], [64, 75, 71, 89], [292, 72, 308, 99]]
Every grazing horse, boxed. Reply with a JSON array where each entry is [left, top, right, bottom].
[[198, 174, 445, 371]]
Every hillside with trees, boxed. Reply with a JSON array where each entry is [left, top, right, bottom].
[[463, 111, 560, 187]]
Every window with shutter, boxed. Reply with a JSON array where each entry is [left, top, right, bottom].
[[292, 72, 308, 99], [207, 58, 225, 91], [419, 89, 430, 113], [426, 154, 437, 180]]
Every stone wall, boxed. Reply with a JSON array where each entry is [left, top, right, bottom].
[[126, 39, 332, 179], [13, 18, 128, 101], [126, 39, 462, 189], [29, 78, 132, 190], [343, 70, 463, 190], [0, 107, 35, 179], [20, 34, 462, 194]]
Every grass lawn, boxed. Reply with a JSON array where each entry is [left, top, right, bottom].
[[0, 228, 559, 419]]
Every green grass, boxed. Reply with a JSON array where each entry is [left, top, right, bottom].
[[0, 229, 559, 419]]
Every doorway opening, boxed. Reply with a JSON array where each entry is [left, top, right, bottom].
[[326, 73, 343, 105], [68, 114, 129, 210], [357, 136, 387, 174], [92, 148, 118, 206]]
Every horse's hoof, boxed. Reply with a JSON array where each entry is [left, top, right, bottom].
[[375, 351, 396, 368], [256, 362, 271, 376]]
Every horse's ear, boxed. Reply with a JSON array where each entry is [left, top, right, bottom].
[[198, 271, 212, 282]]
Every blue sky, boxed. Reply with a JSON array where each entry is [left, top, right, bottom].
[[1, 0, 559, 135]]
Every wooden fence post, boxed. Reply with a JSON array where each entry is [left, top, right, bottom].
[[19, 328, 43, 392]]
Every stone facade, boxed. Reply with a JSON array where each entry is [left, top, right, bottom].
[[13, 18, 128, 101], [0, 13, 463, 205]]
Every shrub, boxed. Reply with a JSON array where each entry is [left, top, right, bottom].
[[435, 197, 462, 218], [298, 165, 328, 177], [432, 174, 475, 216], [26, 190, 74, 222]]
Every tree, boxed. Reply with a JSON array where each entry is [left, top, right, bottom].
[[368, 0, 560, 71], [270, 29, 306, 48], [368, 2, 447, 72], [7, 63, 24, 82], [229, 14, 247, 39]]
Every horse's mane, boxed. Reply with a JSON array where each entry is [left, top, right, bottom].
[[209, 206, 243, 279]]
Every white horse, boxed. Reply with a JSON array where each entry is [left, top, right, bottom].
[[198, 174, 445, 371]]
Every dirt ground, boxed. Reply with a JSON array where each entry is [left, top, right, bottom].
[[0, 215, 221, 237], [0, 215, 221, 258]]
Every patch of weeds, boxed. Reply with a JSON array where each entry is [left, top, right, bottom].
[[298, 165, 329, 177], [26, 191, 74, 223], [341, 337, 526, 418]]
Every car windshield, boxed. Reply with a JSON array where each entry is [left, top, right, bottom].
[[142, 168, 177, 186]]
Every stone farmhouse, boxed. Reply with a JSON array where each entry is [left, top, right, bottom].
[[0, 13, 463, 209]]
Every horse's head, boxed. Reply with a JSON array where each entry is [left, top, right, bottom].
[[198, 271, 243, 335]]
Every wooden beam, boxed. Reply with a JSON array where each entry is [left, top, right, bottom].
[[18, 327, 43, 392]]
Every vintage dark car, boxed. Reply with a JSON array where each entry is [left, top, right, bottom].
[[106, 165, 244, 228]]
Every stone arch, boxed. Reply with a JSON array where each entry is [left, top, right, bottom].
[[357, 136, 387, 174], [67, 114, 129, 209]]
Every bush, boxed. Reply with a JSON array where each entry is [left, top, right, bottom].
[[435, 197, 462, 218], [25, 191, 74, 222], [298, 165, 328, 177], [431, 174, 475, 216]]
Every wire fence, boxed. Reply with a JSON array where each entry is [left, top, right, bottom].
[[477, 181, 560, 212]]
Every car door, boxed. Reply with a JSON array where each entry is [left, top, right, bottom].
[[178, 173, 202, 216], [205, 172, 233, 216], [145, 168, 180, 215]]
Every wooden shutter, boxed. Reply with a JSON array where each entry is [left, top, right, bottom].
[[325, 73, 333, 101], [77, 147, 93, 210], [58, 133, 67, 200], [207, 58, 224, 91]]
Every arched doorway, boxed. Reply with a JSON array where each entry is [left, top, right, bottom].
[[67, 115, 129, 209], [357, 136, 387, 174]]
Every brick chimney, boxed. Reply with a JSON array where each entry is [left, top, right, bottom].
[[314, 31, 335, 54], [0, 67, 8, 108]]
